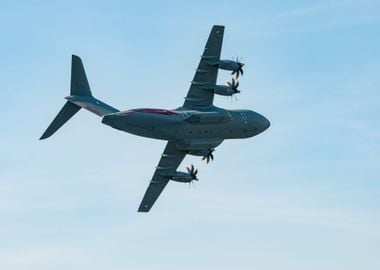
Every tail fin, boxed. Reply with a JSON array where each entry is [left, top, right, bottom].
[[71, 55, 92, 97], [40, 55, 119, 140]]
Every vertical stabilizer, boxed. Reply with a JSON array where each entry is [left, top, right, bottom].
[[71, 55, 92, 97]]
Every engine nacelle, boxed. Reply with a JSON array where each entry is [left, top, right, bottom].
[[217, 59, 240, 71], [213, 85, 236, 96], [186, 149, 209, 157], [170, 171, 193, 183]]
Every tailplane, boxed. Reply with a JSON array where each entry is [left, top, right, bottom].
[[40, 101, 80, 140], [40, 55, 119, 140]]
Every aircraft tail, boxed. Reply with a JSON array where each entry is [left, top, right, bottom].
[[40, 55, 119, 140]]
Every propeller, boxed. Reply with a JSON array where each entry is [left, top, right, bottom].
[[231, 57, 244, 78], [202, 148, 215, 164], [227, 78, 240, 94], [186, 164, 198, 181]]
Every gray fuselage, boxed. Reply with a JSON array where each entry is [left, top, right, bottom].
[[102, 106, 270, 152]]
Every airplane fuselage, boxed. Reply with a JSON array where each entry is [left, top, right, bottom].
[[102, 106, 270, 151]]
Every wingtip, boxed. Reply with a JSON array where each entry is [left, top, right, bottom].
[[72, 54, 81, 61], [39, 133, 49, 140], [138, 204, 151, 213]]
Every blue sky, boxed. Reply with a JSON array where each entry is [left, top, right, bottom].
[[1, 1, 379, 269]]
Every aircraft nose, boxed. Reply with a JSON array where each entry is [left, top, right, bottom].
[[261, 115, 270, 131], [254, 113, 270, 133]]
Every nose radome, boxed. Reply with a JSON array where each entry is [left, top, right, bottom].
[[254, 112, 270, 133], [262, 115, 270, 130]]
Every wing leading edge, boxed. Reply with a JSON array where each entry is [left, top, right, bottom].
[[183, 25, 224, 108], [138, 141, 186, 212]]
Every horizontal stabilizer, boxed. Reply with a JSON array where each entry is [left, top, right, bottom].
[[65, 95, 119, 116], [40, 101, 80, 140]]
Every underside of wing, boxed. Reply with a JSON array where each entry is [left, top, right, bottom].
[[138, 141, 186, 212], [183, 25, 224, 108], [137, 177, 169, 212]]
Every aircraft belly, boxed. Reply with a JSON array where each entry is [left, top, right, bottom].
[[121, 114, 181, 140], [177, 118, 252, 140], [177, 122, 225, 139]]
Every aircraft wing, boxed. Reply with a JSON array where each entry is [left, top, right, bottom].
[[183, 25, 224, 108], [138, 141, 186, 212]]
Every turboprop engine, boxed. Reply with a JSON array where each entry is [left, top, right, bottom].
[[213, 57, 244, 78], [211, 78, 240, 96], [170, 165, 198, 183]]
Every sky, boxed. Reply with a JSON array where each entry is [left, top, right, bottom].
[[0, 0, 379, 269]]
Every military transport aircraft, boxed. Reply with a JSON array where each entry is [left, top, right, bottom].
[[40, 25, 270, 212]]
